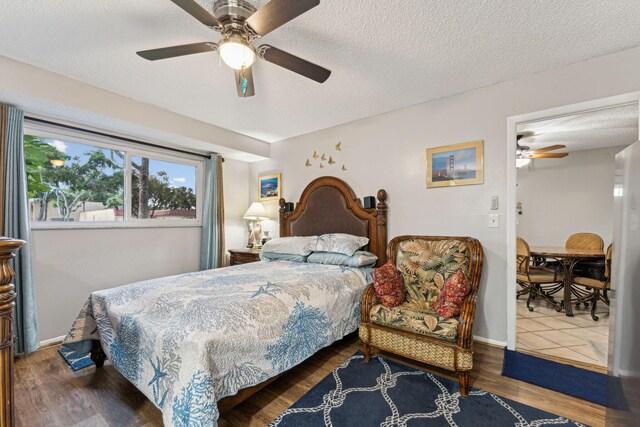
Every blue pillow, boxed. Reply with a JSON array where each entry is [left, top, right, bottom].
[[261, 236, 317, 256], [311, 233, 369, 256], [307, 251, 378, 267], [260, 252, 308, 263]]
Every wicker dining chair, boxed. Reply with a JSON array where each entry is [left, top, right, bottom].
[[359, 236, 484, 397], [566, 233, 604, 251], [572, 244, 612, 321], [517, 237, 564, 312], [565, 232, 604, 308]]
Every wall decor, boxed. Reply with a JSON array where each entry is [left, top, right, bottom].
[[258, 173, 282, 201], [426, 140, 484, 188], [304, 142, 348, 171]]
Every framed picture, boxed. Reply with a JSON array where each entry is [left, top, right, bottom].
[[258, 173, 282, 201], [426, 140, 484, 188]]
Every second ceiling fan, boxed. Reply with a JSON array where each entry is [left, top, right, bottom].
[[516, 132, 568, 166], [137, 0, 331, 97]]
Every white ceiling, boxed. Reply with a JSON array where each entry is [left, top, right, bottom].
[[2, 1, 640, 143], [517, 104, 639, 153]]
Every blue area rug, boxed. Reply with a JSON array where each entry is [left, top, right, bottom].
[[502, 349, 607, 406], [59, 345, 95, 371], [270, 351, 586, 426]]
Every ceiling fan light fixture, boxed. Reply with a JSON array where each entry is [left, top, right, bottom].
[[516, 158, 531, 168], [218, 36, 255, 70]]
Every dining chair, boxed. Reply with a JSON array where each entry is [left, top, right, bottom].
[[516, 237, 564, 312], [565, 232, 604, 308], [571, 244, 612, 321], [565, 233, 604, 251]]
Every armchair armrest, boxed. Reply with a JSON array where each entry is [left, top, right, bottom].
[[456, 293, 477, 350], [361, 283, 377, 323]]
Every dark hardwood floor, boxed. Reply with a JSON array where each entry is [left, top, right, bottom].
[[15, 334, 604, 427]]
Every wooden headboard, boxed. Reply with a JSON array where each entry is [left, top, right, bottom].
[[279, 176, 388, 266]]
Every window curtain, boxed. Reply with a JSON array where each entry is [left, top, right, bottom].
[[200, 154, 225, 270], [1, 105, 39, 354]]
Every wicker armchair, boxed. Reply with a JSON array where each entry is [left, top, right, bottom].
[[359, 235, 484, 396]]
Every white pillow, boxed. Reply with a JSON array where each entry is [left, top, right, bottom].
[[261, 236, 317, 256], [312, 233, 369, 256]]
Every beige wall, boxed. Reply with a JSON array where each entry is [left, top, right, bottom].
[[250, 46, 640, 344], [517, 146, 628, 248], [34, 158, 249, 341]]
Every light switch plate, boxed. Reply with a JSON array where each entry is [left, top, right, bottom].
[[491, 196, 499, 210], [489, 214, 500, 228]]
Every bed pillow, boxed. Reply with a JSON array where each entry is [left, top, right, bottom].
[[312, 233, 369, 256], [307, 251, 378, 267], [260, 252, 309, 263], [432, 269, 470, 319], [261, 236, 317, 256], [372, 259, 405, 308]]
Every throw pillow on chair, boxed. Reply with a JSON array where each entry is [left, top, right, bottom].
[[372, 259, 405, 308]]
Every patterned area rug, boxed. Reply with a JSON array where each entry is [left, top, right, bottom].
[[59, 345, 95, 371], [270, 351, 587, 426]]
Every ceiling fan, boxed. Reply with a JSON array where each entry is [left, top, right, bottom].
[[137, 0, 331, 97], [516, 132, 568, 167]]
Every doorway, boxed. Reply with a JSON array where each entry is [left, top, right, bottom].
[[506, 94, 640, 370]]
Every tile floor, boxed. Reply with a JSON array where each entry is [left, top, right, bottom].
[[516, 296, 609, 367]]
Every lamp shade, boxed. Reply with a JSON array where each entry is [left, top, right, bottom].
[[243, 202, 269, 220]]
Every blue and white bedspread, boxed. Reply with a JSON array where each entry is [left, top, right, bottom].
[[63, 261, 371, 426]]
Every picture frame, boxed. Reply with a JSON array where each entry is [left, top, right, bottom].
[[258, 173, 282, 201], [426, 140, 484, 188]]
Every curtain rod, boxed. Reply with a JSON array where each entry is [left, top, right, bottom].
[[24, 116, 219, 161]]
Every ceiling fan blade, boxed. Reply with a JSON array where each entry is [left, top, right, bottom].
[[245, 0, 319, 37], [257, 45, 330, 83], [529, 144, 566, 154], [137, 42, 217, 61], [234, 67, 255, 97], [530, 153, 569, 159], [170, 0, 223, 29]]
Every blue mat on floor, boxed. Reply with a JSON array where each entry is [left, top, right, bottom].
[[502, 349, 607, 406], [270, 351, 586, 426], [59, 345, 94, 371]]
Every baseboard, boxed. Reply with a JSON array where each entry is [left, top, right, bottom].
[[39, 335, 64, 349], [473, 335, 507, 348]]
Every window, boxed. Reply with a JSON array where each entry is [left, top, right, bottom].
[[25, 122, 203, 228]]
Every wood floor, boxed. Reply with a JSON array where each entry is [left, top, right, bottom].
[[15, 334, 605, 427]]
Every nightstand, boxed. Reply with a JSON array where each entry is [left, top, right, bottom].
[[228, 248, 261, 266]]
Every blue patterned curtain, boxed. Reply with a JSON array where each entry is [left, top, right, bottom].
[[1, 105, 39, 354], [200, 154, 225, 270]]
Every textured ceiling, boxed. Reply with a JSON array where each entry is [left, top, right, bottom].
[[517, 104, 639, 153], [2, 1, 640, 143]]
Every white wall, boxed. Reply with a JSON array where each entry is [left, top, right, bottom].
[[34, 157, 249, 341], [250, 46, 640, 344], [517, 146, 627, 247]]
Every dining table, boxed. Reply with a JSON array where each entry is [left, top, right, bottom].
[[529, 246, 605, 317]]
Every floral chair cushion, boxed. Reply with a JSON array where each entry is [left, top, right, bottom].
[[369, 303, 459, 342], [395, 239, 470, 311]]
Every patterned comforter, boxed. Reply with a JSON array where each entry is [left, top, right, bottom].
[[63, 261, 371, 426]]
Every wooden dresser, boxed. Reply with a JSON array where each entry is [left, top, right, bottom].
[[228, 248, 261, 266]]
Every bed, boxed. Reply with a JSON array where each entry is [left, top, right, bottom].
[[63, 176, 388, 426]]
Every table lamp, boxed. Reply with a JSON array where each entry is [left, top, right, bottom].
[[243, 202, 269, 248]]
